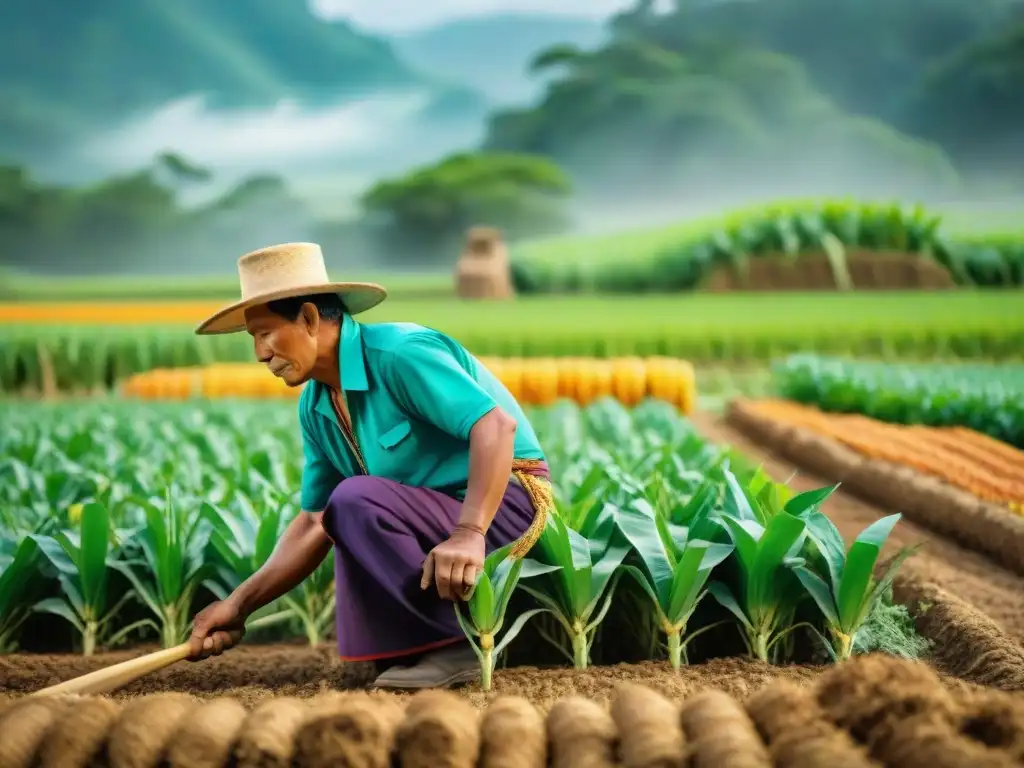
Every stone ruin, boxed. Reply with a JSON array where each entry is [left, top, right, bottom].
[[454, 226, 515, 300]]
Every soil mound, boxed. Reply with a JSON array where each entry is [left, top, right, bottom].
[[703, 251, 957, 291], [2, 655, 1021, 768]]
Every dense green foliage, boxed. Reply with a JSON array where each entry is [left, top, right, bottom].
[[772, 354, 1024, 448], [510, 199, 1024, 292], [2, 292, 1022, 393], [485, 0, 1023, 195], [360, 152, 573, 261], [486, 39, 955, 198], [902, 24, 1024, 181], [1, 399, 924, 678], [0, 0, 425, 156], [0, 154, 319, 275]]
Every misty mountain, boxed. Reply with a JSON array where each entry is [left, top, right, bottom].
[[0, 0, 484, 163], [391, 13, 610, 106]]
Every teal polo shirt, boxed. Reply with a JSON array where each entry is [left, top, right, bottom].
[[298, 314, 546, 511]]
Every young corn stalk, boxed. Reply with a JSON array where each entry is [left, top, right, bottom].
[[788, 505, 916, 661], [453, 542, 548, 691], [113, 489, 222, 648], [517, 506, 630, 669], [705, 469, 811, 662], [614, 488, 734, 669], [30, 502, 143, 655]]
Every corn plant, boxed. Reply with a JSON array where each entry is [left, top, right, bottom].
[[453, 543, 549, 691], [517, 507, 630, 669], [112, 490, 223, 648], [788, 508, 917, 661], [614, 484, 734, 669], [705, 472, 811, 662], [30, 503, 144, 655]]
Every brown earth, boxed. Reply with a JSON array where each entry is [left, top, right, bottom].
[[1, 654, 1021, 768], [702, 251, 957, 291], [690, 407, 1024, 650]]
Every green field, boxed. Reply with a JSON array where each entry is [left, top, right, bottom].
[[0, 269, 453, 302], [2, 291, 1023, 394], [4, 198, 1022, 302]]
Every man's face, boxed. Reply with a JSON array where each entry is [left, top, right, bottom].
[[244, 304, 319, 386]]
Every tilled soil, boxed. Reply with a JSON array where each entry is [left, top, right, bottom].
[[1, 646, 824, 711], [691, 408, 1024, 643], [1, 654, 1022, 768]]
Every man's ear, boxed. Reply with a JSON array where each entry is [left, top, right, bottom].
[[300, 303, 320, 336]]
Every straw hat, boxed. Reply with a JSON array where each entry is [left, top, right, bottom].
[[195, 243, 387, 335]]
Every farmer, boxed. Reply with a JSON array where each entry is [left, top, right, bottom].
[[186, 242, 552, 689]]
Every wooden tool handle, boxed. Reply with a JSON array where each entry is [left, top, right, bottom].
[[29, 642, 193, 698]]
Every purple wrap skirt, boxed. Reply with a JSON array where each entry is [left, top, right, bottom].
[[319, 465, 546, 661]]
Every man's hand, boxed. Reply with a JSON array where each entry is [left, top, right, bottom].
[[188, 597, 247, 661], [421, 526, 486, 601]]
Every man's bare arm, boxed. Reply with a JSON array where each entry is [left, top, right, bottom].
[[232, 510, 331, 615]]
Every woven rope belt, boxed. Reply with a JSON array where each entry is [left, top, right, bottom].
[[508, 458, 557, 559]]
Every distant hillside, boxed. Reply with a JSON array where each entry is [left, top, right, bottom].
[[392, 13, 610, 106], [0, 0, 463, 159]]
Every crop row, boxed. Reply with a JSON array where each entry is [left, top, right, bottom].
[[119, 357, 696, 412], [511, 199, 1024, 292], [743, 399, 1024, 510], [771, 355, 1024, 448], [3, 315, 1023, 393], [0, 400, 926, 689]]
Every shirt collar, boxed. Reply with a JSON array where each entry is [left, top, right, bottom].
[[313, 313, 368, 424], [338, 313, 368, 392]]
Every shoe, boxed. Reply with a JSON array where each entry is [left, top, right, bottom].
[[371, 643, 480, 690]]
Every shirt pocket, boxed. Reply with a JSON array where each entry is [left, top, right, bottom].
[[378, 419, 413, 450]]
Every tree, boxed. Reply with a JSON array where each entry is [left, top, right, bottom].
[[360, 152, 573, 263], [484, 39, 957, 200], [902, 24, 1024, 184]]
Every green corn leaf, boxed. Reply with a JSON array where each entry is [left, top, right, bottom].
[[30, 534, 79, 576], [665, 544, 711, 621], [493, 607, 549, 657], [78, 502, 110, 614], [749, 513, 806, 613], [859, 544, 919, 628], [0, 537, 43, 617], [614, 504, 674, 604], [721, 469, 760, 523], [34, 596, 86, 632], [469, 571, 496, 631], [620, 564, 669, 624], [789, 501, 846, 592], [792, 565, 840, 627], [707, 582, 754, 631], [837, 514, 901, 631], [721, 516, 760, 576]]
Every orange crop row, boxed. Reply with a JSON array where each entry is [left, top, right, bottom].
[[0, 302, 222, 324], [121, 357, 698, 413], [747, 399, 1024, 510]]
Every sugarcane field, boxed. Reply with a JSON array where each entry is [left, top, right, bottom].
[[3, 4, 1024, 766]]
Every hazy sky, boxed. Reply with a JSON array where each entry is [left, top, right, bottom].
[[312, 0, 636, 32]]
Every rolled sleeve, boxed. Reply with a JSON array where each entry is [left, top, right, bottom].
[[299, 411, 343, 511], [385, 334, 498, 440]]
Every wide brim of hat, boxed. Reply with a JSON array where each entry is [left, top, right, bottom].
[[194, 282, 387, 335]]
